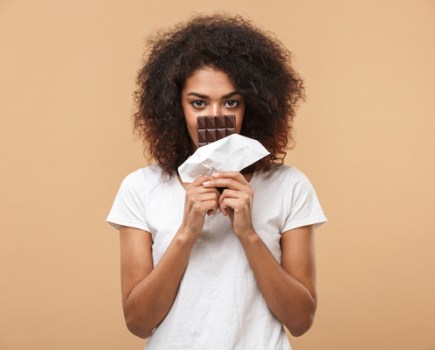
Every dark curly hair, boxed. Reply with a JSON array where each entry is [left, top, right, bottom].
[[134, 14, 305, 176]]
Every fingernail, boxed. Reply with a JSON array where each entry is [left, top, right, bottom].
[[203, 181, 211, 186]]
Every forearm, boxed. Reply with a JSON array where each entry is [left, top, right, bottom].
[[239, 231, 316, 337], [124, 229, 195, 338]]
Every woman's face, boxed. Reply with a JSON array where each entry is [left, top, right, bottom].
[[181, 66, 245, 148]]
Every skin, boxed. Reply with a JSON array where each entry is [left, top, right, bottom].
[[119, 66, 317, 338]]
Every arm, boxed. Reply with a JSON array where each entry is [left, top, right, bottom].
[[119, 174, 220, 338], [203, 172, 317, 336], [238, 225, 317, 337]]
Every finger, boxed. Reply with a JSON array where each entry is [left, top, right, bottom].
[[192, 186, 221, 196], [203, 178, 246, 191], [212, 171, 248, 184], [219, 189, 251, 205], [186, 189, 219, 209], [220, 197, 245, 214], [203, 199, 219, 216], [190, 198, 219, 215], [197, 191, 220, 203], [220, 197, 236, 216], [187, 173, 214, 188]]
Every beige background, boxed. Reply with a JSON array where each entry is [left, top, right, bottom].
[[1, 0, 434, 349]]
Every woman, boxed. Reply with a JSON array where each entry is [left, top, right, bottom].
[[107, 14, 327, 350]]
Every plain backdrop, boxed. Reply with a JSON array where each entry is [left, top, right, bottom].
[[1, 0, 434, 349]]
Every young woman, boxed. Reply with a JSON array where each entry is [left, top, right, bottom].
[[107, 14, 327, 350]]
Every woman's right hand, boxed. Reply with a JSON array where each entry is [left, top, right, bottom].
[[179, 174, 220, 240]]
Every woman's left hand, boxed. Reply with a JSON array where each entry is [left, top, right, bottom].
[[203, 171, 254, 239]]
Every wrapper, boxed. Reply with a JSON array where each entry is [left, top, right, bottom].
[[178, 134, 270, 182]]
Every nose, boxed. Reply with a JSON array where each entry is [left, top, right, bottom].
[[210, 102, 222, 116]]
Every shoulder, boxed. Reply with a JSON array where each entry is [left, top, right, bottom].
[[117, 164, 175, 200], [256, 164, 311, 187], [121, 164, 167, 187]]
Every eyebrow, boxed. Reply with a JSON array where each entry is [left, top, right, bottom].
[[186, 91, 241, 99]]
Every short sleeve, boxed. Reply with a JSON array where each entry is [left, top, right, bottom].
[[282, 171, 327, 232], [106, 170, 151, 232]]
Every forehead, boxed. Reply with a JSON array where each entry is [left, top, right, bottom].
[[182, 67, 235, 93]]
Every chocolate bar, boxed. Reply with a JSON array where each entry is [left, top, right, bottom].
[[197, 115, 236, 147]]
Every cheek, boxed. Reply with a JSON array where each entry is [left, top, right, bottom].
[[185, 113, 197, 131], [184, 113, 199, 143], [181, 102, 196, 129], [180, 99, 200, 147], [236, 108, 245, 133]]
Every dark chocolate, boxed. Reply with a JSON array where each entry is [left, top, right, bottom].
[[197, 115, 236, 147]]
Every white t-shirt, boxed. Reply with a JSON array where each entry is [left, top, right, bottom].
[[107, 164, 327, 350]]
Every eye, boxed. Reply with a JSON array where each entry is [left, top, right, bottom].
[[190, 100, 206, 108], [224, 99, 239, 108]]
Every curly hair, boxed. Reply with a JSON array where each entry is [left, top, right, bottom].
[[134, 14, 305, 176]]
